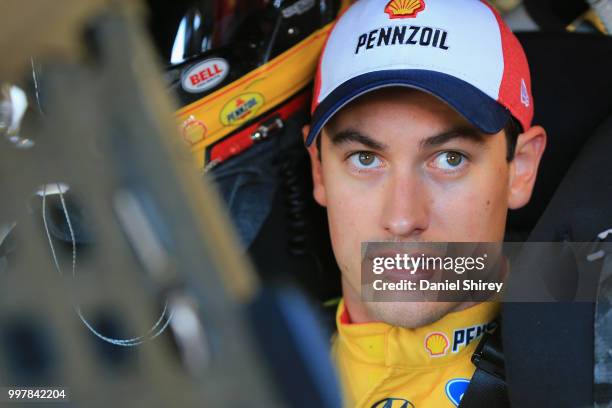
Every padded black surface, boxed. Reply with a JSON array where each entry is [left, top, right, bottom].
[[506, 33, 612, 236], [503, 116, 612, 407]]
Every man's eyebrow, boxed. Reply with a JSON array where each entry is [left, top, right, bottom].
[[419, 126, 485, 149], [329, 129, 388, 151]]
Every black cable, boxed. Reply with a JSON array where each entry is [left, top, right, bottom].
[[279, 155, 309, 256]]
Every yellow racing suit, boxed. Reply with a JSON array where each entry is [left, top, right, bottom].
[[332, 300, 499, 407]]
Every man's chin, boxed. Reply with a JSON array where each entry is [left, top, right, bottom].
[[365, 301, 461, 329]]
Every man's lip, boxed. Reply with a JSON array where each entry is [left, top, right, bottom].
[[383, 267, 435, 281], [365, 250, 444, 261], [365, 250, 444, 281]]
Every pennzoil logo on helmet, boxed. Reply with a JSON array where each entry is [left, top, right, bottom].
[[220, 93, 265, 126], [384, 0, 426, 19]]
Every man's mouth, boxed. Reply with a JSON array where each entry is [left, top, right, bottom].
[[382, 265, 436, 282], [365, 249, 445, 281]]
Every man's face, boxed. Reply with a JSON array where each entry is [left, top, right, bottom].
[[308, 88, 520, 328]]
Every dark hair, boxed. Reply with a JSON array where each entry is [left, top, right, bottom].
[[504, 117, 521, 161], [315, 116, 522, 162]]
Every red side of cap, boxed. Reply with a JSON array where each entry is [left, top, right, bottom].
[[482, 1, 534, 131]]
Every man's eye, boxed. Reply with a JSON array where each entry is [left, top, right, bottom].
[[349, 152, 382, 169], [431, 151, 467, 171]]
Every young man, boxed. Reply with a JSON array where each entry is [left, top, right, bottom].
[[303, 0, 547, 406]]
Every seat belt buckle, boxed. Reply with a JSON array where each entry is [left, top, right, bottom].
[[471, 331, 506, 379]]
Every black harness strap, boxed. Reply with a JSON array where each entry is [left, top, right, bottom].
[[458, 325, 510, 408]]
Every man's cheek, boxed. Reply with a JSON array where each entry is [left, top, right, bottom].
[[327, 191, 373, 265], [328, 199, 363, 242], [453, 195, 505, 239], [327, 214, 361, 282], [429, 189, 486, 239]]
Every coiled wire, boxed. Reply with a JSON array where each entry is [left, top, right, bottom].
[[42, 183, 172, 346], [280, 158, 309, 256]]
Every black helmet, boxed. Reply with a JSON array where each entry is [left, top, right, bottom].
[[146, 0, 350, 169]]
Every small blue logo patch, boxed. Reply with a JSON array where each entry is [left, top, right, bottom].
[[445, 378, 470, 407]]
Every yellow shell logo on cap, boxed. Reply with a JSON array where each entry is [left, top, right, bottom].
[[424, 332, 449, 357], [384, 0, 426, 19]]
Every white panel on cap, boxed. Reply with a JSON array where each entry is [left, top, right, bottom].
[[318, 0, 504, 104]]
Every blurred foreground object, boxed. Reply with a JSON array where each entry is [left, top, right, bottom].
[[0, 0, 137, 83], [0, 1, 341, 407]]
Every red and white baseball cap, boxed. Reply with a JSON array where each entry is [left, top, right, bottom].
[[305, 0, 534, 146]]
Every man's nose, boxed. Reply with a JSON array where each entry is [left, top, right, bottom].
[[380, 171, 430, 238]]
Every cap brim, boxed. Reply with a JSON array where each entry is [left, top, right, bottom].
[[306, 69, 510, 146]]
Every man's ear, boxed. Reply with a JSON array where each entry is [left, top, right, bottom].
[[302, 125, 327, 207], [507, 125, 547, 209]]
